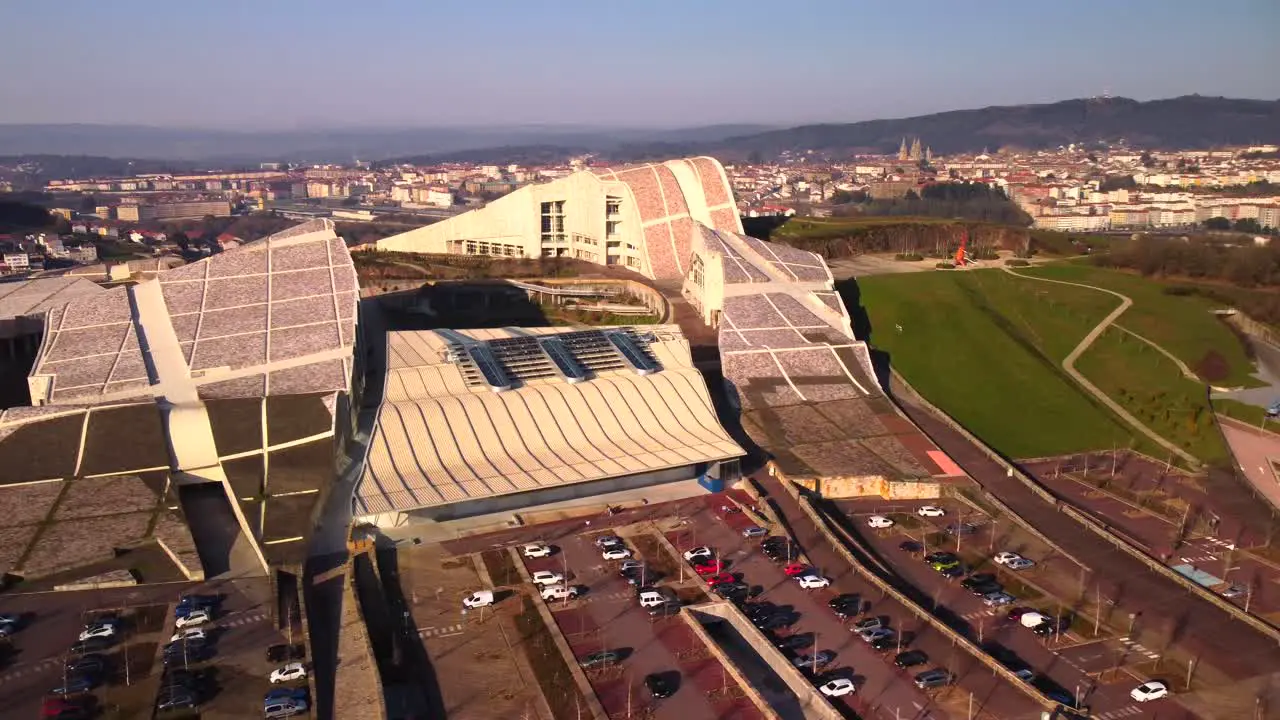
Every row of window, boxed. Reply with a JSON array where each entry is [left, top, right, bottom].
[[540, 199, 624, 245], [460, 240, 523, 257]]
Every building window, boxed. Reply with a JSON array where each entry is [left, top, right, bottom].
[[625, 256, 641, 269], [541, 200, 566, 244], [606, 197, 621, 216], [606, 220, 621, 238], [690, 255, 705, 287]]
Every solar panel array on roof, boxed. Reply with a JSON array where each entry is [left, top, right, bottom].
[[539, 336, 586, 383], [466, 344, 512, 392], [606, 331, 661, 375]]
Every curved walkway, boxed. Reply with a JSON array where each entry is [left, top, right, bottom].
[[1004, 268, 1200, 467]]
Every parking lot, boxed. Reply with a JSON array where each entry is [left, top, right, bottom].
[[835, 496, 1182, 719], [0, 574, 299, 719], [520, 522, 765, 720]]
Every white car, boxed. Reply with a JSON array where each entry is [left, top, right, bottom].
[[619, 560, 644, 573], [819, 678, 856, 697], [462, 590, 495, 608], [269, 662, 308, 684], [530, 570, 564, 586], [170, 627, 207, 643], [1130, 680, 1169, 702], [992, 551, 1021, 566], [983, 592, 1015, 607], [522, 543, 552, 558], [1006, 558, 1036, 571], [797, 575, 831, 589], [601, 547, 633, 561], [867, 515, 894, 529], [541, 584, 579, 601], [78, 624, 116, 642], [174, 609, 211, 628], [917, 506, 946, 518], [682, 546, 713, 562]]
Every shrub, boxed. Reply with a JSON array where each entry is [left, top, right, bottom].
[[935, 262, 955, 269], [1004, 258, 1031, 267], [894, 253, 925, 261]]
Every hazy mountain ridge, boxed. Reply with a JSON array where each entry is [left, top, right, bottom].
[[0, 123, 775, 163], [704, 96, 1280, 157]]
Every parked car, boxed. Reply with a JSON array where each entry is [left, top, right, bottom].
[[64, 654, 107, 676], [818, 678, 856, 697], [264, 688, 309, 704], [522, 543, 552, 558], [601, 547, 632, 561], [761, 536, 788, 548], [867, 515, 894, 529], [594, 535, 623, 548], [647, 602, 681, 617], [763, 545, 800, 562], [924, 551, 957, 564], [462, 590, 495, 609], [51, 672, 98, 695], [156, 691, 197, 712], [174, 595, 217, 619], [828, 594, 861, 618], [174, 609, 212, 629], [170, 627, 208, 643], [693, 561, 723, 575], [742, 526, 767, 538], [1006, 607, 1035, 622], [870, 634, 901, 651], [930, 558, 961, 572], [939, 564, 966, 578], [618, 560, 644, 573], [754, 613, 794, 631], [713, 581, 749, 598], [983, 592, 1016, 607], [775, 634, 814, 651], [1006, 558, 1036, 571], [682, 546, 713, 562], [266, 644, 307, 663], [967, 581, 1004, 597], [894, 650, 928, 669], [960, 573, 997, 591], [77, 623, 116, 642], [578, 651, 622, 669], [914, 668, 953, 689], [1220, 584, 1246, 599], [530, 571, 564, 586], [1013, 669, 1036, 683], [264, 700, 308, 718], [792, 650, 835, 670], [859, 627, 895, 643], [898, 540, 923, 553], [1130, 680, 1169, 702], [852, 617, 883, 633], [797, 575, 830, 589], [269, 663, 308, 684], [917, 506, 946, 517], [644, 672, 678, 699], [992, 551, 1022, 565], [68, 637, 114, 655], [943, 522, 980, 536], [705, 573, 736, 587], [783, 563, 811, 577], [540, 585, 579, 601]]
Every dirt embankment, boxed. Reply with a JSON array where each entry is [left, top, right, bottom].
[[774, 221, 1031, 260]]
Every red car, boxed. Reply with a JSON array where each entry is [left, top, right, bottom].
[[1006, 606, 1034, 621], [783, 563, 811, 577], [706, 572, 736, 586], [693, 561, 723, 576]]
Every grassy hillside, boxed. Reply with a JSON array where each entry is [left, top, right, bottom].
[[1017, 264, 1261, 388], [853, 269, 1150, 458]]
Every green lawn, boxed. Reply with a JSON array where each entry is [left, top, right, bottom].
[[855, 269, 1149, 458], [1016, 264, 1261, 388], [1074, 327, 1230, 464]]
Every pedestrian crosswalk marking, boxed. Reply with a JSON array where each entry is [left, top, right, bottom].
[[1097, 706, 1142, 719], [420, 623, 465, 638]]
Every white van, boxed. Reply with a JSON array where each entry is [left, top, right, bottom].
[[1020, 612, 1048, 629], [638, 590, 666, 608], [463, 590, 495, 609]]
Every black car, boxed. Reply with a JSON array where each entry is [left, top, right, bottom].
[[267, 643, 307, 663], [870, 635, 900, 652], [960, 573, 996, 590], [774, 634, 814, 651], [898, 540, 923, 553], [923, 551, 958, 564], [967, 581, 1003, 597], [51, 672, 99, 695], [647, 602, 681, 618], [713, 582, 749, 598], [644, 672, 678, 699], [578, 651, 622, 669], [894, 650, 928, 669], [743, 602, 777, 621], [939, 564, 966, 579], [65, 654, 108, 676], [943, 522, 981, 536], [761, 536, 788, 549], [68, 637, 114, 655], [754, 613, 794, 631], [828, 595, 861, 618]]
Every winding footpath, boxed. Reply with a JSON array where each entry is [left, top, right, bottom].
[[1004, 267, 1201, 467]]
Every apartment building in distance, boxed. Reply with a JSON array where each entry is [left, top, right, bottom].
[[116, 200, 232, 223]]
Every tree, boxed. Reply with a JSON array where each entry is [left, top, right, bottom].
[[1234, 218, 1264, 234], [1140, 152, 1155, 168], [1203, 217, 1231, 231], [904, 189, 919, 200]]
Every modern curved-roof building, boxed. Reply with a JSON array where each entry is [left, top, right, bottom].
[[376, 156, 742, 280], [0, 220, 362, 588]]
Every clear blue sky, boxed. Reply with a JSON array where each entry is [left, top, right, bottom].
[[2, 0, 1277, 129]]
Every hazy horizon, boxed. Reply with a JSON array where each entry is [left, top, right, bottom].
[[2, 0, 1278, 130]]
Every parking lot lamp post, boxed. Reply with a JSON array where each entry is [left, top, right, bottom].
[[988, 520, 997, 553]]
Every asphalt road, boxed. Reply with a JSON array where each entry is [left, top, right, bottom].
[[893, 389, 1280, 691]]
